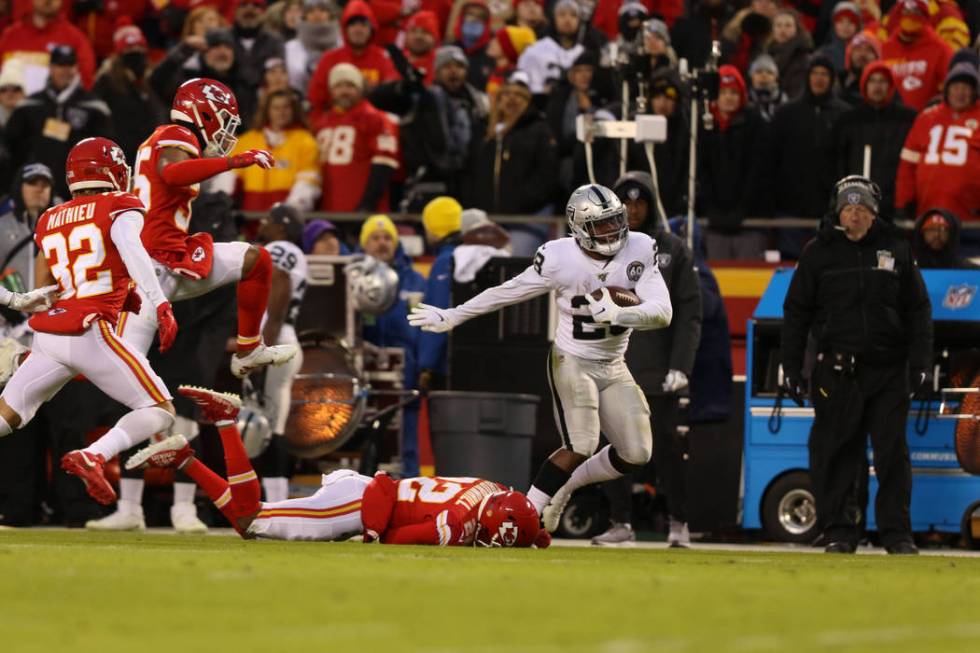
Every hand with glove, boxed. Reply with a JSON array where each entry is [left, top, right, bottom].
[[227, 149, 275, 170], [7, 285, 60, 312], [156, 302, 178, 353], [909, 368, 934, 400], [408, 303, 460, 333], [662, 369, 689, 393], [585, 287, 621, 325], [782, 375, 806, 407]]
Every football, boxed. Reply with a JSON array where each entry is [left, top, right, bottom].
[[590, 286, 641, 307]]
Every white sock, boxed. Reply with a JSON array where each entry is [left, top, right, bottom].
[[173, 482, 196, 506], [563, 445, 622, 496], [262, 477, 289, 503], [84, 406, 174, 459], [527, 486, 552, 515], [119, 477, 144, 503]]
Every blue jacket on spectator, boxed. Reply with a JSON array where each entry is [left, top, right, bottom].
[[417, 239, 459, 377]]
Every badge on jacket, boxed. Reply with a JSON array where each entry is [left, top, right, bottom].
[[876, 249, 895, 271]]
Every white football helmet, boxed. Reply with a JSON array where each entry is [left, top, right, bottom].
[[566, 184, 628, 257], [237, 404, 272, 459], [346, 256, 399, 315]]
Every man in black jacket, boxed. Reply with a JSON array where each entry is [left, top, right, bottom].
[[592, 172, 702, 547], [831, 61, 915, 221], [770, 54, 849, 259], [781, 175, 932, 555], [231, 0, 286, 93], [911, 209, 977, 269], [4, 45, 112, 199]]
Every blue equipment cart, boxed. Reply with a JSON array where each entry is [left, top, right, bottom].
[[743, 268, 980, 544]]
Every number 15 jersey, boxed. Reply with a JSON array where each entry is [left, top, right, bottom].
[[446, 233, 672, 361]]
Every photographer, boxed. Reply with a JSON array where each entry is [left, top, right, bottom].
[[781, 175, 932, 555]]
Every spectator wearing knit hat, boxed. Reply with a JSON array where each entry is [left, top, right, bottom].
[[881, 0, 952, 111], [285, 0, 341, 95], [402, 10, 442, 85], [698, 64, 772, 260], [840, 30, 880, 106], [517, 0, 586, 97], [313, 63, 400, 212], [485, 25, 537, 100], [816, 2, 861, 75], [93, 23, 165, 166], [307, 1, 399, 124], [831, 61, 915, 221], [747, 53, 786, 121], [302, 219, 349, 254], [417, 196, 462, 390], [0, 61, 25, 128]]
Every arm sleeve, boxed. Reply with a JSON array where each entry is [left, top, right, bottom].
[[896, 118, 924, 212], [160, 156, 231, 186], [666, 246, 703, 375], [780, 252, 818, 380], [448, 265, 554, 323], [382, 510, 459, 546], [615, 248, 673, 330], [110, 211, 168, 308]]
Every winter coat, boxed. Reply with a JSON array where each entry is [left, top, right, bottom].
[[671, 1, 736, 69], [93, 67, 166, 166], [767, 33, 813, 100], [418, 238, 460, 376], [233, 25, 285, 92], [911, 208, 978, 269]]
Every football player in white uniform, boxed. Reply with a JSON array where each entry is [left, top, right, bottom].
[[409, 185, 672, 532], [253, 204, 307, 503]]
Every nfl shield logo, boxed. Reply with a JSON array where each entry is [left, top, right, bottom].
[[943, 284, 977, 310]]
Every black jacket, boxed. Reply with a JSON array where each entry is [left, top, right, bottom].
[[911, 208, 978, 269], [831, 95, 916, 220], [671, 2, 735, 69], [781, 219, 933, 381], [770, 87, 849, 218], [463, 109, 558, 214], [618, 172, 702, 395], [233, 27, 285, 91], [4, 78, 113, 198], [698, 106, 771, 232], [93, 68, 167, 166]]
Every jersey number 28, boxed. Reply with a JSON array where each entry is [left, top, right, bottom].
[[570, 295, 627, 340]]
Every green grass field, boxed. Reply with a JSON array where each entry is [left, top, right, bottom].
[[2, 531, 979, 653]]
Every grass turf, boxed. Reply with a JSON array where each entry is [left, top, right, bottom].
[[1, 531, 979, 653]]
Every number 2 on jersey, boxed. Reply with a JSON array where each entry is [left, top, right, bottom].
[[397, 477, 476, 504], [41, 224, 112, 299], [570, 295, 627, 340]]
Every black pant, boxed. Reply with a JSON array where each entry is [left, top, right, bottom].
[[808, 356, 912, 546], [604, 394, 687, 523]]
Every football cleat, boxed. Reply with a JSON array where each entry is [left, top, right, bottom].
[[171, 503, 208, 534], [86, 500, 145, 531], [591, 522, 636, 547], [61, 450, 117, 506], [178, 385, 242, 423], [230, 343, 298, 379], [667, 518, 691, 548], [541, 486, 572, 534], [126, 434, 193, 470]]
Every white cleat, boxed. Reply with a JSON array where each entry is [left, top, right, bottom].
[[171, 503, 208, 534], [667, 518, 691, 548], [85, 500, 145, 531], [542, 486, 572, 534], [230, 343, 298, 379]]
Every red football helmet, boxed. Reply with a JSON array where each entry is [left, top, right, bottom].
[[475, 491, 541, 548], [171, 78, 241, 157], [65, 137, 131, 193]]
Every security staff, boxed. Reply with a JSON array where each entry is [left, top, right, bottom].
[[781, 175, 932, 555]]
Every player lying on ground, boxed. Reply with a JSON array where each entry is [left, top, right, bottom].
[[0, 138, 179, 505], [117, 77, 296, 379], [128, 387, 549, 547], [409, 184, 673, 533]]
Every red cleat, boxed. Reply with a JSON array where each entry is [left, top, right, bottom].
[[126, 434, 193, 471], [61, 450, 117, 506], [178, 385, 241, 423]]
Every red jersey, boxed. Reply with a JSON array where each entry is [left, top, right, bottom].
[[133, 124, 202, 261], [313, 101, 399, 212], [896, 102, 980, 222], [361, 475, 505, 545], [0, 15, 97, 91], [30, 192, 143, 334], [882, 28, 952, 112], [306, 45, 399, 124]]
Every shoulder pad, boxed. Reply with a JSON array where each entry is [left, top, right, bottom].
[[155, 125, 201, 157], [108, 192, 147, 217]]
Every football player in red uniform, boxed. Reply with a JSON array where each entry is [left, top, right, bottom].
[[0, 137, 179, 506], [120, 77, 297, 379], [313, 64, 399, 212], [128, 386, 547, 547]]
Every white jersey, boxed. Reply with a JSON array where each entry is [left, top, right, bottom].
[[448, 233, 672, 360], [517, 37, 585, 94], [265, 240, 308, 343]]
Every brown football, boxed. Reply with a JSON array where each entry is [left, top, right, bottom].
[[590, 286, 641, 307]]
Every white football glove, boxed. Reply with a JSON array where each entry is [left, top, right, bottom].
[[8, 285, 60, 312], [408, 303, 459, 333], [585, 287, 621, 325], [0, 337, 28, 385], [662, 369, 689, 394]]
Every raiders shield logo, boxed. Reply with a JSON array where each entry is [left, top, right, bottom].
[[847, 192, 861, 205], [627, 261, 644, 282], [191, 246, 206, 263], [943, 284, 977, 310]]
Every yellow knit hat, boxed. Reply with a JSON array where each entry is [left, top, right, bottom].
[[422, 196, 463, 241], [497, 26, 537, 63], [359, 214, 399, 248]]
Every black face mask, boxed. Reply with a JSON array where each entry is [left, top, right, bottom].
[[121, 51, 147, 78]]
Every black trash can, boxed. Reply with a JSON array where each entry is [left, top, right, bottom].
[[428, 391, 539, 490]]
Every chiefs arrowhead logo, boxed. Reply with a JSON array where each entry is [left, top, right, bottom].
[[497, 521, 518, 546], [191, 246, 205, 263], [200, 83, 231, 105]]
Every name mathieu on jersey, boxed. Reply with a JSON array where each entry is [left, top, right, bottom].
[[31, 192, 144, 333]]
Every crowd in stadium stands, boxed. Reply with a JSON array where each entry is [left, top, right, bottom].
[[0, 0, 979, 265]]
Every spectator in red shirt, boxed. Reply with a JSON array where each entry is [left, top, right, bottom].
[[896, 59, 980, 224], [306, 0, 398, 124], [313, 63, 399, 211], [0, 0, 96, 93], [403, 10, 440, 84], [881, 0, 952, 111]]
